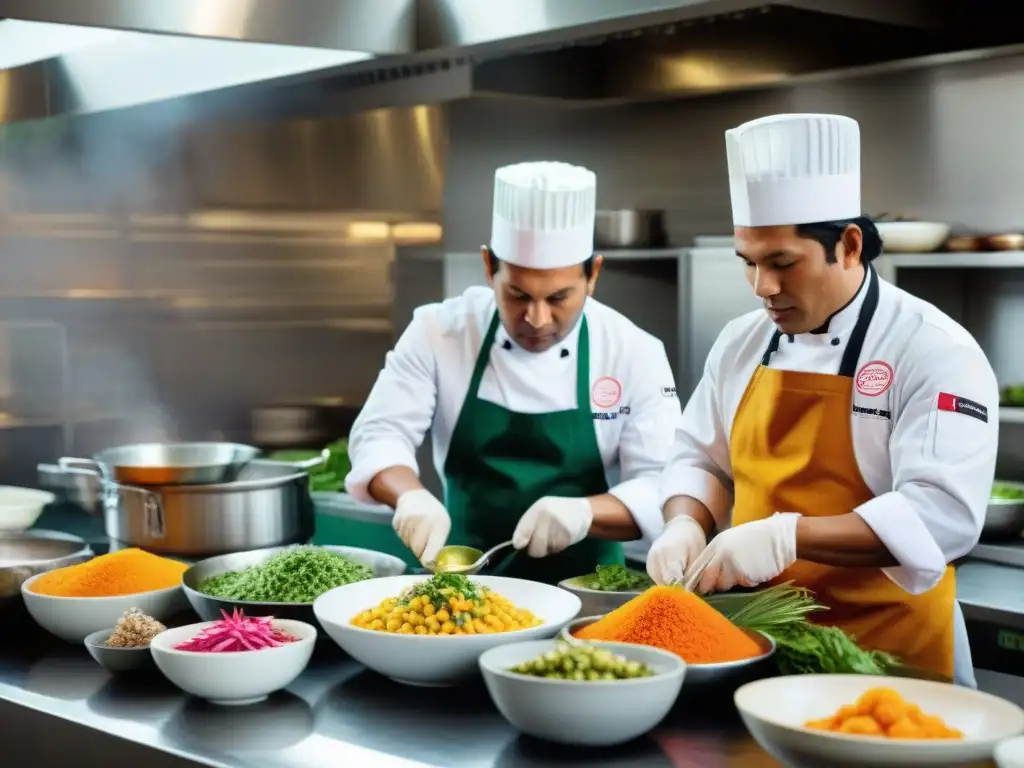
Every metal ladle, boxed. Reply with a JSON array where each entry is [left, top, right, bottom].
[[424, 540, 515, 576]]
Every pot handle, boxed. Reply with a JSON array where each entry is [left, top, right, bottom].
[[57, 456, 104, 477], [113, 484, 166, 540]]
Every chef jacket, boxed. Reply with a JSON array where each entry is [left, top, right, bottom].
[[659, 270, 998, 685], [347, 286, 682, 545]]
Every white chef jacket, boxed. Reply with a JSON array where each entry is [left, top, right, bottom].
[[346, 286, 682, 545], [659, 268, 998, 686]]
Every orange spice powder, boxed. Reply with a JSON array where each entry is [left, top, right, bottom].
[[574, 585, 763, 664], [30, 548, 187, 598]]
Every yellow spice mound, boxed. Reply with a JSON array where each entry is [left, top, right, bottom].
[[805, 686, 964, 740], [30, 548, 187, 597]]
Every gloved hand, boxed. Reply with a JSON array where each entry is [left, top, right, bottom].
[[646, 515, 708, 586], [685, 512, 800, 594], [512, 497, 593, 558], [392, 489, 451, 565]]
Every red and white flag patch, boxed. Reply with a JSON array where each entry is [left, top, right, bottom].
[[937, 393, 988, 423]]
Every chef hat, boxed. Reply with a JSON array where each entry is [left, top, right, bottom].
[[489, 161, 596, 269], [726, 114, 861, 227]]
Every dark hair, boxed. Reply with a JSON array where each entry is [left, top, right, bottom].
[[486, 248, 596, 279], [795, 216, 882, 264]]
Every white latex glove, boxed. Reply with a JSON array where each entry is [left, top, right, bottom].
[[392, 489, 451, 565], [685, 512, 800, 594], [646, 515, 708, 586], [512, 497, 593, 558]]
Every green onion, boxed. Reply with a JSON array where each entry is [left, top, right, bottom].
[[700, 582, 901, 676]]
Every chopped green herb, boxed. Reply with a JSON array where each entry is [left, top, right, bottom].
[[198, 546, 373, 603], [577, 564, 654, 592], [400, 572, 482, 610]]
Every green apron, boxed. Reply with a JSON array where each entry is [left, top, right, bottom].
[[443, 310, 624, 585]]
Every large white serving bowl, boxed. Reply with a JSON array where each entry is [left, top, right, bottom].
[[0, 486, 55, 531], [150, 618, 316, 705], [735, 674, 1024, 768], [479, 639, 685, 746], [21, 572, 189, 643], [313, 574, 581, 687]]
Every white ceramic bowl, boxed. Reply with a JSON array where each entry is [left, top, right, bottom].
[[0, 486, 55, 531], [876, 221, 951, 253], [313, 575, 581, 687], [996, 735, 1024, 768], [21, 573, 189, 643], [557, 576, 642, 618], [149, 618, 316, 705], [735, 674, 1024, 768], [479, 639, 685, 746]]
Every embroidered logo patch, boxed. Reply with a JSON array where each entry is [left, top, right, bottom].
[[856, 360, 893, 397], [938, 393, 988, 423], [592, 377, 622, 409]]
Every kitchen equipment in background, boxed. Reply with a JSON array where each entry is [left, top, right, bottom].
[[0, 486, 56, 531], [251, 398, 360, 450], [36, 462, 102, 514], [986, 234, 1024, 251], [40, 460, 315, 557], [876, 221, 951, 253], [594, 210, 667, 249], [945, 234, 985, 252], [983, 481, 1024, 542], [59, 442, 261, 486], [0, 530, 93, 614]]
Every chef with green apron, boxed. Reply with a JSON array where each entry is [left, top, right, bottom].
[[344, 161, 681, 584]]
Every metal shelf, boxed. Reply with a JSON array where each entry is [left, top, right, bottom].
[[1003, 408, 1024, 424], [885, 252, 1024, 268]]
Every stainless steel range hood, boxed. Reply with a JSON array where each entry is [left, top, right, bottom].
[[0, 0, 1011, 123]]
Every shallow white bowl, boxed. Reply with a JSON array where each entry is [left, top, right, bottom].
[[479, 639, 685, 746], [313, 575, 581, 687], [996, 736, 1024, 768], [21, 572, 188, 643], [876, 221, 951, 253], [150, 618, 316, 705], [735, 674, 1024, 768], [0, 486, 55, 531]]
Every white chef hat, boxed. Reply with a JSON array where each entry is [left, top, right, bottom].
[[726, 113, 861, 227], [489, 161, 596, 269]]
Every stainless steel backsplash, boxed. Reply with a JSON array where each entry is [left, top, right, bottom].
[[0, 102, 446, 483]]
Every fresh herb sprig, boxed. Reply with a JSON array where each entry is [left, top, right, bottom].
[[703, 582, 901, 676], [578, 564, 654, 592]]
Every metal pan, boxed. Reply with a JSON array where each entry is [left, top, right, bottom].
[[59, 442, 261, 486]]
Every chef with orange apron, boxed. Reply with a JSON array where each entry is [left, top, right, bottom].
[[647, 113, 998, 687]]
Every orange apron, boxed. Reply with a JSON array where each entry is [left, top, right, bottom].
[[729, 269, 956, 679]]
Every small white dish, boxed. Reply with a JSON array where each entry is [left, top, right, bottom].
[[996, 735, 1024, 768], [556, 576, 642, 618], [149, 618, 316, 706], [21, 573, 188, 643], [735, 674, 1024, 768], [0, 486, 55, 531], [84, 628, 159, 674], [479, 639, 685, 746], [875, 221, 951, 253], [313, 575, 581, 687]]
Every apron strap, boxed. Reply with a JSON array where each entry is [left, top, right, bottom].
[[575, 315, 591, 412], [838, 265, 880, 378], [759, 265, 880, 377], [468, 311, 503, 396]]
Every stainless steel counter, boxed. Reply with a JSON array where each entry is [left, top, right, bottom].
[[2, 506, 1020, 767], [0, 624, 780, 768]]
